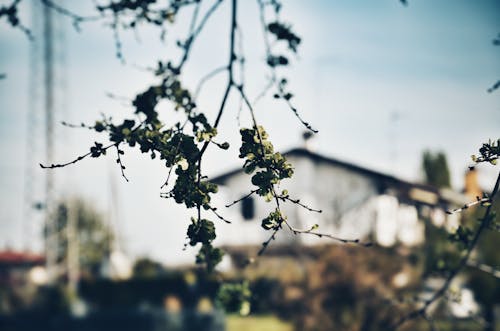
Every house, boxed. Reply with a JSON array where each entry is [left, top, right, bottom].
[[0, 249, 45, 314], [210, 148, 468, 249], [208, 148, 480, 319], [0, 249, 45, 287]]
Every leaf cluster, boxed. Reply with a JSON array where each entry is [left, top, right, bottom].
[[265, 21, 300, 68], [215, 281, 251, 315], [78, 67, 228, 270], [471, 139, 500, 165], [187, 218, 224, 272], [267, 21, 301, 53], [0, 0, 21, 28], [239, 126, 293, 198], [261, 209, 284, 231]]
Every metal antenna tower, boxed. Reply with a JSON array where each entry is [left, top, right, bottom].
[[43, 0, 58, 283], [24, 0, 43, 251], [26, 0, 66, 283]]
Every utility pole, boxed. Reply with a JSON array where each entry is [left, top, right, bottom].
[[43, 1, 57, 284], [67, 199, 79, 293], [27, 0, 67, 284], [24, 0, 43, 251]]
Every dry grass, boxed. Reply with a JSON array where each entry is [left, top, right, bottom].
[[226, 314, 293, 331]]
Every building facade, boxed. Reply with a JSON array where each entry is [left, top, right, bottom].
[[210, 148, 466, 249]]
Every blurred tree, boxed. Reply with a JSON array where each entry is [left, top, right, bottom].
[[50, 198, 113, 279], [466, 200, 500, 331], [132, 257, 166, 279], [396, 142, 500, 330], [421, 150, 457, 277], [422, 150, 451, 188]]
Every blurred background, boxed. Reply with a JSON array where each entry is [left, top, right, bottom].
[[0, 0, 499, 330]]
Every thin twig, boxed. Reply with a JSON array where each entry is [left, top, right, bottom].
[[283, 220, 372, 246], [61, 121, 94, 129], [225, 190, 258, 207], [194, 65, 228, 99], [41, 120, 145, 169], [115, 144, 129, 182], [111, 14, 125, 63], [40, 142, 115, 169], [176, 0, 224, 71], [253, 0, 275, 105], [255, 0, 317, 133], [282, 98, 318, 133], [236, 23, 245, 121], [196, 0, 237, 160], [279, 195, 322, 213], [40, 0, 101, 30], [160, 165, 176, 189], [446, 197, 491, 214], [187, 0, 202, 35], [393, 170, 500, 330], [193, 0, 236, 238], [258, 227, 280, 255], [209, 207, 231, 223]]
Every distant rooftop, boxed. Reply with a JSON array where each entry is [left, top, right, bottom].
[[0, 250, 44, 265], [211, 148, 467, 207]]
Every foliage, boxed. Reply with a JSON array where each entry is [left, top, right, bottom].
[[215, 281, 251, 315], [422, 150, 451, 188], [422, 223, 461, 276], [289, 246, 409, 331], [394, 143, 500, 330], [465, 198, 500, 331], [79, 270, 219, 309], [471, 139, 500, 165], [50, 198, 113, 279], [132, 257, 167, 279]]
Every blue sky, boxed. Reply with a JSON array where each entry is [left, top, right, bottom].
[[0, 0, 499, 264]]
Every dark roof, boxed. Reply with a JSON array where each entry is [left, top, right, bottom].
[[210, 148, 461, 207], [0, 250, 45, 265]]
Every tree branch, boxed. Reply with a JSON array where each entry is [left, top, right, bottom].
[[393, 170, 500, 330]]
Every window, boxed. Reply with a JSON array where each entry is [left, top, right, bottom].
[[241, 196, 255, 220]]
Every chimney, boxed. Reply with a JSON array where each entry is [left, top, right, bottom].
[[464, 168, 482, 200], [302, 131, 315, 151]]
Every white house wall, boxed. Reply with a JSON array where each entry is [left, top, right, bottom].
[[210, 152, 463, 250], [291, 156, 379, 245], [211, 155, 384, 247]]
